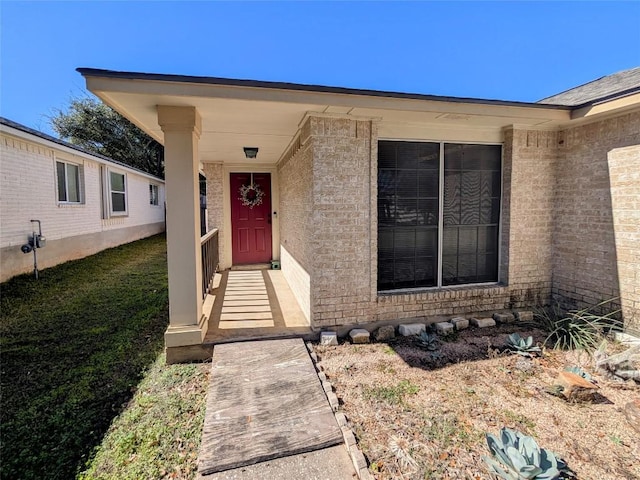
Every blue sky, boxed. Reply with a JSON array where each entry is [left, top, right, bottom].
[[1, 1, 639, 135]]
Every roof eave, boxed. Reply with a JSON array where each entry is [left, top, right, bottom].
[[77, 67, 571, 111]]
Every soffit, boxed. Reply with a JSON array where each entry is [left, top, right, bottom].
[[84, 75, 572, 165]]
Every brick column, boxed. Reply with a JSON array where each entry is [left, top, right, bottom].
[[502, 127, 557, 307]]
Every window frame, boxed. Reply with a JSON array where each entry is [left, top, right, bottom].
[[149, 184, 159, 206], [55, 158, 83, 205], [377, 139, 503, 293], [108, 169, 128, 216]]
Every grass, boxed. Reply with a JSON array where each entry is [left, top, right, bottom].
[[364, 379, 419, 405], [79, 355, 208, 480], [0, 234, 194, 480]]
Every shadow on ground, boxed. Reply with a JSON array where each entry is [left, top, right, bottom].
[[385, 323, 548, 372], [0, 234, 169, 480]]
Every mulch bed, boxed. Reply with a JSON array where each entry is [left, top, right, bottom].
[[315, 325, 640, 480]]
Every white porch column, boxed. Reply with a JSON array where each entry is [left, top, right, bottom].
[[158, 106, 208, 357]]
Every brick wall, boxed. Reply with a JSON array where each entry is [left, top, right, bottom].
[[553, 111, 640, 328], [203, 163, 225, 267], [0, 132, 165, 281], [278, 139, 313, 321], [278, 111, 639, 332], [307, 116, 375, 327], [608, 144, 640, 329], [502, 128, 556, 307]]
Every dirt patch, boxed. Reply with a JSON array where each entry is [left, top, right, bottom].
[[315, 325, 640, 480]]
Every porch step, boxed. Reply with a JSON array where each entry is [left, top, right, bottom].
[[230, 263, 271, 271]]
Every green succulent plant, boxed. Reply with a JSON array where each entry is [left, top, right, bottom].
[[416, 331, 438, 351], [483, 427, 573, 479], [506, 333, 542, 357]]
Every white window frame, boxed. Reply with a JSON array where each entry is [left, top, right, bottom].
[[55, 158, 84, 204], [149, 184, 159, 206], [108, 169, 128, 216], [377, 139, 504, 293]]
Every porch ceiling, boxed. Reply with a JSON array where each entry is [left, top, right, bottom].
[[79, 69, 572, 165]]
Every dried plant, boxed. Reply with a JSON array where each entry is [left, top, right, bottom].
[[388, 435, 418, 472]]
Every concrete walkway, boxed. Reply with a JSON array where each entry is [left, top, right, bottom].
[[199, 445, 356, 480], [197, 338, 356, 480]]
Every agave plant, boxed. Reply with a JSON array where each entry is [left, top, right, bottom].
[[506, 333, 542, 357], [483, 427, 573, 479], [416, 331, 438, 351]]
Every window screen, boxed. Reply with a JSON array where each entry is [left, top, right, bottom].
[[56, 161, 81, 203], [378, 141, 501, 291], [442, 144, 501, 285], [378, 141, 440, 290], [110, 171, 127, 213]]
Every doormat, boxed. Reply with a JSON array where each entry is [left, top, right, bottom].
[[198, 338, 343, 475]]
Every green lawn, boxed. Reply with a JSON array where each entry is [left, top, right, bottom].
[[0, 234, 207, 480]]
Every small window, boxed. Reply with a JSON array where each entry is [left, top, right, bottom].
[[149, 184, 159, 205], [109, 171, 127, 215], [56, 160, 82, 203]]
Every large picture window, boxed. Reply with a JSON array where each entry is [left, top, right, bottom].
[[56, 160, 82, 203], [378, 141, 501, 291]]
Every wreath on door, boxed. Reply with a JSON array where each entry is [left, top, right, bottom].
[[238, 180, 265, 209]]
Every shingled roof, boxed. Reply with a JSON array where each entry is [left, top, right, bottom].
[[538, 66, 640, 106]]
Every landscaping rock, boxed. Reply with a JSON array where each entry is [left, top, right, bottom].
[[349, 328, 370, 344], [493, 312, 515, 324], [326, 391, 339, 411], [399, 323, 426, 336], [434, 322, 454, 335], [350, 448, 368, 471], [335, 412, 348, 427], [595, 345, 640, 382], [470, 317, 496, 328], [555, 371, 599, 401], [374, 325, 396, 341], [450, 317, 469, 330], [320, 331, 339, 346], [623, 399, 640, 434], [515, 310, 534, 322]]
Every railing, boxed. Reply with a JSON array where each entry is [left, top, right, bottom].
[[201, 229, 219, 299]]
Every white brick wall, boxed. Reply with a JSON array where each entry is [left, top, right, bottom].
[[0, 129, 165, 280]]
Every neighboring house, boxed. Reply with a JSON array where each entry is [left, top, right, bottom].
[[77, 66, 639, 362], [0, 117, 166, 282]]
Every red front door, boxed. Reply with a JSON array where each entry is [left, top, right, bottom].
[[230, 173, 272, 265]]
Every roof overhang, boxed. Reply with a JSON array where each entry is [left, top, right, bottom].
[[571, 90, 640, 121], [0, 117, 164, 182], [78, 68, 573, 165]]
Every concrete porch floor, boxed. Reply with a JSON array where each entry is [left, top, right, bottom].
[[204, 269, 313, 344]]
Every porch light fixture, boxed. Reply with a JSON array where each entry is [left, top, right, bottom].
[[243, 147, 259, 159]]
